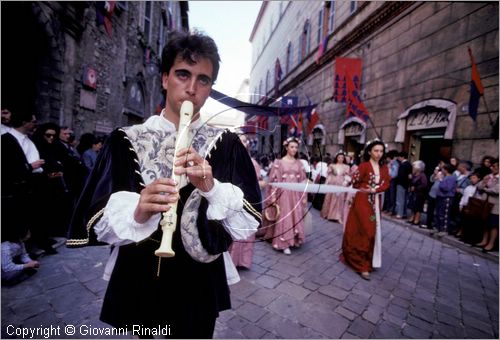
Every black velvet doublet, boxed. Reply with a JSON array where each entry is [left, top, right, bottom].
[[67, 127, 261, 336]]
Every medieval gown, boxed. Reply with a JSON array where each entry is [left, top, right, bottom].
[[228, 158, 262, 268], [67, 114, 262, 336], [321, 163, 351, 223], [264, 158, 307, 250], [341, 161, 390, 273]]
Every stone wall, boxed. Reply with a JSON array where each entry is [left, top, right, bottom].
[[250, 1, 498, 164], [2, 1, 187, 138]]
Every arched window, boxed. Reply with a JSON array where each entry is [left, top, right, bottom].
[[124, 75, 146, 123], [286, 42, 293, 74]]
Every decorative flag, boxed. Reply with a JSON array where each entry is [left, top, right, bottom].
[[242, 117, 259, 134], [96, 1, 116, 37], [297, 112, 303, 136], [316, 36, 328, 65], [274, 58, 283, 96], [334, 58, 362, 103], [468, 47, 484, 121], [288, 113, 304, 137], [281, 96, 298, 108], [281, 96, 297, 124], [257, 116, 268, 130], [345, 72, 370, 122], [306, 107, 320, 134], [288, 114, 299, 136]]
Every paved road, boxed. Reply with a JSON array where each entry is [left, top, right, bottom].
[[2, 208, 498, 339]]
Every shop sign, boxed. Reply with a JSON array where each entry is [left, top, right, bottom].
[[407, 110, 449, 131], [344, 122, 363, 136]]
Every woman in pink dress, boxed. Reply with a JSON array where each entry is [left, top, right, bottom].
[[264, 137, 307, 255], [321, 151, 351, 223], [229, 136, 266, 269]]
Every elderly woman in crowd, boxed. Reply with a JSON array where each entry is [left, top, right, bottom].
[[407, 160, 428, 226]]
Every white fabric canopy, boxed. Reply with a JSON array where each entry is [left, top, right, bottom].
[[270, 182, 358, 194]]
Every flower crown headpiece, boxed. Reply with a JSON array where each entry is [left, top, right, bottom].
[[335, 149, 346, 157], [283, 137, 301, 146], [365, 138, 387, 149]]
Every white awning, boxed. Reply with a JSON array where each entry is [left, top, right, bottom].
[[395, 99, 457, 142]]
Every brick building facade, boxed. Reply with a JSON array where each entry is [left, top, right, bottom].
[[249, 1, 498, 169], [2, 1, 188, 137]]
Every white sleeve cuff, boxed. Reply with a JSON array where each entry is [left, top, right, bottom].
[[223, 251, 240, 285], [220, 213, 258, 240], [198, 179, 259, 240], [94, 191, 160, 245], [199, 179, 244, 220]]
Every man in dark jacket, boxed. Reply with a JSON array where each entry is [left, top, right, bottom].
[[394, 151, 412, 219], [0, 108, 54, 254]]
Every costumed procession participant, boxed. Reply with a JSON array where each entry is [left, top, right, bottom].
[[67, 31, 262, 338], [299, 153, 312, 180], [228, 135, 265, 269], [311, 155, 330, 210], [263, 137, 307, 255], [340, 139, 390, 280], [321, 151, 351, 223]]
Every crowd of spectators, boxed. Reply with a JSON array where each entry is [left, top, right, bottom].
[[1, 107, 105, 285], [381, 152, 499, 252]]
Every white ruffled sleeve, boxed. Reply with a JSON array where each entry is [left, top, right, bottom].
[[199, 179, 258, 241], [94, 191, 160, 246]]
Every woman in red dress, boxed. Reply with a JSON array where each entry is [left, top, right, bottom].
[[341, 139, 390, 280]]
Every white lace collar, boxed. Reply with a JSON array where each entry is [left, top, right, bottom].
[[143, 110, 203, 133]]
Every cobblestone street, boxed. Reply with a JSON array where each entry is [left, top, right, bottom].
[[2, 208, 498, 339]]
